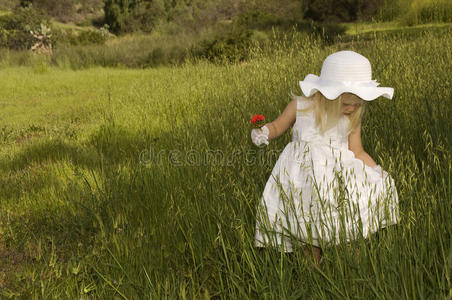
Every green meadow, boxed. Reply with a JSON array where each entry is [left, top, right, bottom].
[[0, 28, 451, 298]]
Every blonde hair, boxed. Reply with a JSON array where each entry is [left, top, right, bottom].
[[298, 92, 365, 134]]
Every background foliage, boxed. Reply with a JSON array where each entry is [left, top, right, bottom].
[[0, 6, 49, 50], [2, 0, 451, 29], [0, 0, 450, 67]]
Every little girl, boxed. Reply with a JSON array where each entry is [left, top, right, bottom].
[[251, 51, 399, 263]]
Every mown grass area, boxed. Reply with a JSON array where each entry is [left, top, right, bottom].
[[0, 26, 451, 298], [51, 20, 98, 33]]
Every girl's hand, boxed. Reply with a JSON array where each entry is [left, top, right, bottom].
[[251, 125, 269, 146]]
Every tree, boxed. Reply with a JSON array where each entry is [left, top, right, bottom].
[[302, 0, 380, 22], [104, 0, 166, 34], [131, 0, 165, 32], [19, 0, 33, 7], [104, 0, 134, 34]]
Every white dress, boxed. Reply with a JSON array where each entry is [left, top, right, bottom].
[[254, 97, 399, 251]]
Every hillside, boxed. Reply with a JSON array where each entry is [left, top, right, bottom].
[[1, 0, 451, 34], [0, 0, 104, 23]]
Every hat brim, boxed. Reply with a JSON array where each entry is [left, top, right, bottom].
[[299, 74, 394, 101]]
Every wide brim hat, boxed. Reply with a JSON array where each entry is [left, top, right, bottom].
[[299, 51, 394, 101]]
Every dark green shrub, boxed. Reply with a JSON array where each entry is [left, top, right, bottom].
[[51, 28, 79, 46], [194, 27, 254, 63], [302, 0, 377, 22], [168, 45, 187, 65], [0, 6, 49, 50], [19, 0, 31, 7], [52, 26, 111, 47], [104, 0, 165, 34], [77, 29, 108, 45], [143, 45, 187, 68], [104, 0, 133, 34], [356, 0, 383, 21], [146, 47, 167, 67], [236, 10, 282, 29], [129, 0, 165, 33]]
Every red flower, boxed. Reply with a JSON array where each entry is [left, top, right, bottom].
[[250, 114, 266, 128]]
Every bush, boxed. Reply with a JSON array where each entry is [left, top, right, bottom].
[[0, 6, 49, 50], [104, 0, 165, 34], [52, 25, 112, 47], [51, 29, 79, 47], [193, 27, 255, 63], [236, 10, 282, 29], [145, 47, 167, 67], [77, 29, 109, 45], [143, 45, 188, 68], [302, 0, 383, 22], [104, 0, 132, 34]]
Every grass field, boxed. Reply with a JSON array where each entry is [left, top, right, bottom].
[[342, 21, 452, 34], [0, 27, 451, 298]]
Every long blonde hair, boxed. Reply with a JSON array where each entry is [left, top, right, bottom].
[[298, 92, 365, 134]]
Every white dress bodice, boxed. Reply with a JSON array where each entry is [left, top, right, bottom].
[[291, 96, 350, 150]]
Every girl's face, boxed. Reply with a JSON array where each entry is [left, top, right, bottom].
[[340, 93, 363, 115]]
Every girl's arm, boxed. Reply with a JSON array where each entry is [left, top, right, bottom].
[[265, 99, 297, 140], [348, 123, 377, 167]]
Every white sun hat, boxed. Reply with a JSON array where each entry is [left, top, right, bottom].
[[299, 50, 394, 101]]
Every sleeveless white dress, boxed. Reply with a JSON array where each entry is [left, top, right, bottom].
[[254, 97, 399, 251]]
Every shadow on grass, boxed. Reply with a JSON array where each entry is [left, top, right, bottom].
[[0, 120, 172, 239], [0, 118, 182, 230], [0, 120, 164, 176]]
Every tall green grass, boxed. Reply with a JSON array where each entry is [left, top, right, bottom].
[[378, 0, 452, 24], [0, 27, 450, 298]]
